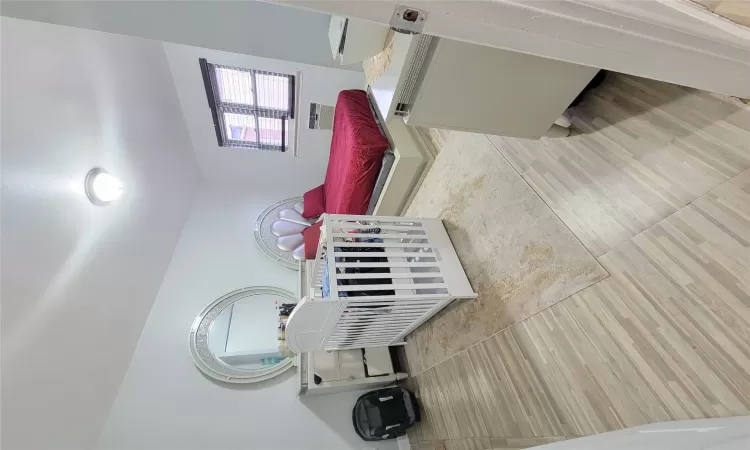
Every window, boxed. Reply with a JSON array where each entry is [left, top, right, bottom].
[[199, 58, 295, 151]]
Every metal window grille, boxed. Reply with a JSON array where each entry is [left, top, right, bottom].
[[200, 58, 295, 152]]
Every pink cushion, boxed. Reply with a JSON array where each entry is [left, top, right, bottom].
[[323, 90, 390, 215], [302, 221, 323, 260], [302, 184, 325, 219]]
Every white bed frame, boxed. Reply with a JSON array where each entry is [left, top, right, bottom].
[[285, 214, 476, 352]]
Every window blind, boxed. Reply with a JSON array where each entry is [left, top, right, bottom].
[[200, 58, 295, 151]]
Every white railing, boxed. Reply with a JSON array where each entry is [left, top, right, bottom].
[[308, 214, 476, 350]]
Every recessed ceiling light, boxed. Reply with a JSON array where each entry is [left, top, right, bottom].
[[85, 168, 123, 206]]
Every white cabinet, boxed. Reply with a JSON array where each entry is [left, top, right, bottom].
[[364, 347, 394, 376], [312, 350, 340, 381], [313, 349, 366, 381], [295, 263, 406, 396], [368, 33, 599, 139], [339, 350, 367, 380], [328, 15, 347, 61], [298, 349, 406, 396], [328, 16, 389, 65]]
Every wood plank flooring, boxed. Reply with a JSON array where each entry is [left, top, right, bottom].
[[405, 74, 750, 449], [486, 75, 750, 257], [415, 127, 452, 158], [694, 1, 750, 28], [409, 436, 566, 450]]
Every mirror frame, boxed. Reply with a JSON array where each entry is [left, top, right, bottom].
[[189, 286, 296, 383]]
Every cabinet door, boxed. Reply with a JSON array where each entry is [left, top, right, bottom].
[[328, 15, 346, 61], [339, 18, 389, 65], [338, 350, 366, 380], [364, 347, 393, 376], [313, 350, 340, 381]]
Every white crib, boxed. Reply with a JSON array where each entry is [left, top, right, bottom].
[[285, 214, 476, 352]]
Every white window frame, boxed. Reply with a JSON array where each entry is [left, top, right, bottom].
[[199, 58, 296, 152]]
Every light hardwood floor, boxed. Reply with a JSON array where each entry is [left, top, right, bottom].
[[406, 74, 750, 449], [487, 75, 750, 257], [694, 1, 750, 27]]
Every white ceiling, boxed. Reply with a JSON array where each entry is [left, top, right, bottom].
[[1, 18, 201, 450]]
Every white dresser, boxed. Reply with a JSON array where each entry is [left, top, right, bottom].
[[296, 261, 407, 396], [369, 32, 599, 139]]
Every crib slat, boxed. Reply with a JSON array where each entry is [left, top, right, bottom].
[[333, 326, 415, 333], [337, 312, 422, 319], [334, 327, 419, 335], [334, 242, 434, 249], [328, 331, 401, 338], [336, 261, 438, 268], [331, 218, 423, 226], [339, 311, 427, 325], [333, 224, 427, 233], [327, 214, 422, 223], [337, 317, 421, 325], [327, 344, 395, 349], [326, 341, 395, 348], [332, 251, 434, 258], [330, 333, 400, 340], [331, 329, 401, 336], [342, 297, 443, 303], [331, 233, 427, 240], [338, 312, 424, 320], [331, 330, 402, 337], [338, 283, 447, 292], [336, 272, 440, 280], [330, 329, 403, 337], [342, 295, 447, 302], [338, 308, 430, 327], [338, 319, 424, 326], [342, 304, 432, 310], [342, 309, 432, 316], [328, 337, 398, 343], [341, 308, 431, 315], [329, 340, 399, 347], [326, 340, 395, 348], [339, 304, 438, 310], [341, 312, 430, 319], [332, 331, 398, 343], [338, 318, 424, 324], [333, 329, 415, 337], [327, 341, 395, 347]]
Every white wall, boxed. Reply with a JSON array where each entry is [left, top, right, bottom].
[[96, 184, 396, 450], [164, 42, 364, 193], [1, 18, 201, 450], [0, 0, 360, 71], [274, 0, 750, 98]]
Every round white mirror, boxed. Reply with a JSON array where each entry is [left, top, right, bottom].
[[189, 287, 296, 383]]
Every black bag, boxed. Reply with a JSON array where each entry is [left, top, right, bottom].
[[338, 245, 394, 297], [352, 386, 420, 441]]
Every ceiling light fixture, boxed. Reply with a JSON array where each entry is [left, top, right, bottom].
[[85, 168, 123, 205]]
